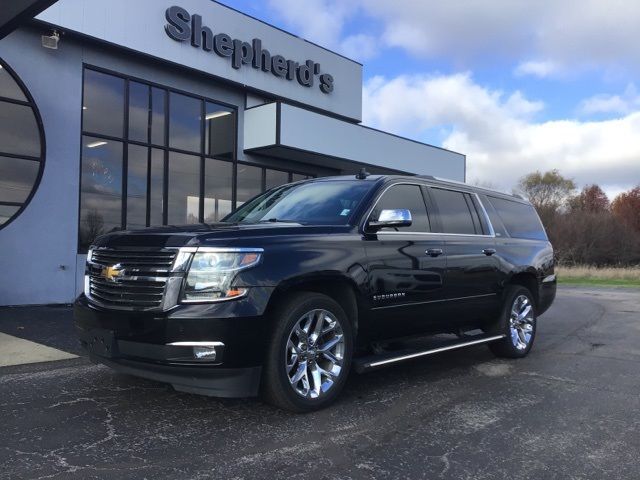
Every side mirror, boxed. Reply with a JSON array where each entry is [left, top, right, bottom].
[[368, 209, 412, 231]]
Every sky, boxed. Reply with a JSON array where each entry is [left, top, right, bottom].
[[218, 0, 640, 198]]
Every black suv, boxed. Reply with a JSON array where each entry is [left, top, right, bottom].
[[75, 174, 556, 412]]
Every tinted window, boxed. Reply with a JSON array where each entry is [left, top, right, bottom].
[[151, 88, 166, 146], [237, 164, 263, 205], [0, 156, 39, 203], [225, 181, 372, 225], [149, 149, 164, 226], [169, 92, 201, 153], [128, 82, 150, 143], [0, 61, 44, 230], [79, 137, 123, 250], [0, 66, 26, 101], [204, 158, 233, 222], [265, 169, 289, 190], [126, 145, 148, 230], [479, 195, 507, 237], [488, 196, 547, 240], [430, 188, 477, 234], [82, 69, 125, 137], [0, 103, 41, 157], [78, 68, 246, 248], [205, 103, 234, 159], [0, 205, 20, 226], [168, 152, 200, 225], [371, 184, 430, 232], [292, 173, 312, 182]]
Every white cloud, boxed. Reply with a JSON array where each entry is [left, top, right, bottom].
[[363, 73, 640, 195], [364, 0, 640, 74], [265, 0, 640, 75], [266, 0, 352, 48], [264, 0, 378, 62], [340, 34, 378, 62], [514, 60, 563, 79], [579, 84, 640, 116]]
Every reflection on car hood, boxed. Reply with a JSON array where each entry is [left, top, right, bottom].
[[92, 222, 353, 249]]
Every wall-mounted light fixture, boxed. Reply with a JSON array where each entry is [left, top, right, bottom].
[[87, 141, 108, 149], [41, 30, 60, 50]]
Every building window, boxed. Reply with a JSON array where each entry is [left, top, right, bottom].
[[236, 163, 315, 206], [0, 59, 45, 230], [236, 164, 263, 205], [79, 67, 238, 251], [266, 168, 290, 190]]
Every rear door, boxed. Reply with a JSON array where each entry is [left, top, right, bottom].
[[427, 186, 501, 324], [363, 183, 448, 339]]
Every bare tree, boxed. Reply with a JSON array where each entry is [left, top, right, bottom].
[[515, 169, 576, 227]]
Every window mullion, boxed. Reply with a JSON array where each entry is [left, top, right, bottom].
[[200, 100, 205, 223], [122, 80, 130, 230]]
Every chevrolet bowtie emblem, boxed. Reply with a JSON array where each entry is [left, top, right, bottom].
[[101, 265, 123, 282]]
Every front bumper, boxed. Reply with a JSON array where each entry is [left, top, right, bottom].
[[74, 287, 274, 398]]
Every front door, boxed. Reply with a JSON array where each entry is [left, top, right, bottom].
[[363, 183, 447, 340]]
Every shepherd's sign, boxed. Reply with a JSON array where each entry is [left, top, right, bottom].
[[165, 6, 335, 94]]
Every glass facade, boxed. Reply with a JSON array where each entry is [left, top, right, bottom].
[[78, 67, 315, 251], [0, 60, 45, 229], [236, 163, 313, 207]]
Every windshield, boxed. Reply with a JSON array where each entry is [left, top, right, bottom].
[[223, 180, 374, 225]]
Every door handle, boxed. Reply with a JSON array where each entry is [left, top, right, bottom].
[[483, 248, 497, 256], [426, 248, 444, 257]]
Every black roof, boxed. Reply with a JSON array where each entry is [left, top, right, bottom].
[[311, 174, 528, 204]]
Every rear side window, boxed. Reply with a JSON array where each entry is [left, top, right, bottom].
[[430, 188, 479, 235], [487, 196, 547, 240], [479, 194, 508, 237], [371, 184, 430, 232]]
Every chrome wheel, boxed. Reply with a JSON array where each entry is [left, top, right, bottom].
[[285, 309, 345, 399], [510, 294, 535, 350]]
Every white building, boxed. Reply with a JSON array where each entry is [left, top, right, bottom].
[[0, 0, 466, 305]]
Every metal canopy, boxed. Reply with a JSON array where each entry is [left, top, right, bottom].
[[0, 0, 58, 40]]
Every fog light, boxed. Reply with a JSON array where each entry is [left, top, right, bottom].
[[193, 346, 217, 360], [167, 341, 224, 363]]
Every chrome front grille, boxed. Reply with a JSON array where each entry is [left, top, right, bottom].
[[87, 248, 178, 310]]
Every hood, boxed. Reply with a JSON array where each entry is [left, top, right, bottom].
[[92, 222, 353, 249]]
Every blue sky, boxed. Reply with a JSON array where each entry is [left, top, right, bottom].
[[219, 0, 639, 197]]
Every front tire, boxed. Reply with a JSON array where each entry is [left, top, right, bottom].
[[488, 285, 537, 358], [262, 292, 353, 412]]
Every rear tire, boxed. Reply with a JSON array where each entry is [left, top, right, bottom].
[[262, 292, 353, 412], [488, 285, 537, 358]]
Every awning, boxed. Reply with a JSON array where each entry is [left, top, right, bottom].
[[244, 103, 465, 180], [0, 0, 59, 40]]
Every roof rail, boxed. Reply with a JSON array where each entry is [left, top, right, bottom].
[[415, 174, 436, 180]]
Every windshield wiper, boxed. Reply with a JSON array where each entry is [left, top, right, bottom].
[[259, 218, 302, 224]]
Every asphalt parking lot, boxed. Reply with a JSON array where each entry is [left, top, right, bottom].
[[1, 286, 639, 480]]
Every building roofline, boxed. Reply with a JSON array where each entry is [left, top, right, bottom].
[[356, 122, 466, 158]]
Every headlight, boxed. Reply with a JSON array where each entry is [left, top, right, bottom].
[[182, 249, 263, 303]]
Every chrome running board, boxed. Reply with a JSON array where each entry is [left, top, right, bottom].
[[354, 334, 506, 373]]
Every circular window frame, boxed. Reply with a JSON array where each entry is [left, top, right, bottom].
[[0, 57, 46, 232]]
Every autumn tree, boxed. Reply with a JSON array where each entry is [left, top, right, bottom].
[[612, 186, 640, 232], [569, 184, 610, 213]]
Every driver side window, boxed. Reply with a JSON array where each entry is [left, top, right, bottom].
[[371, 184, 431, 232]]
